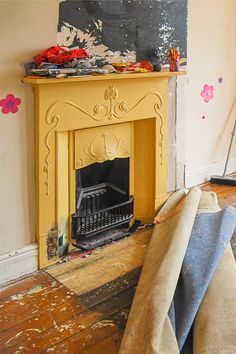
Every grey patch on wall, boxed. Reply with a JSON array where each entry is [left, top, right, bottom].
[[58, 0, 188, 65]]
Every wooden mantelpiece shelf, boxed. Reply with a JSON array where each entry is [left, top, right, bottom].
[[23, 71, 186, 268], [23, 71, 186, 85]]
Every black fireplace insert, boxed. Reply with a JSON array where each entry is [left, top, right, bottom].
[[72, 158, 134, 246]]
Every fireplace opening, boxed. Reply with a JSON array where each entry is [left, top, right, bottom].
[[72, 158, 134, 247]]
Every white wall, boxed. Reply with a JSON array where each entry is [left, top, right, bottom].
[[0, 1, 60, 257], [184, 0, 236, 187]]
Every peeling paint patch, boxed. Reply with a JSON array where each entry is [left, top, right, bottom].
[[47, 227, 59, 260], [53, 320, 59, 330], [10, 285, 43, 301], [93, 18, 103, 32], [5, 329, 42, 345], [57, 323, 75, 332], [57, 22, 136, 64], [26, 285, 43, 295], [92, 320, 116, 329], [60, 306, 67, 312], [10, 294, 24, 301]]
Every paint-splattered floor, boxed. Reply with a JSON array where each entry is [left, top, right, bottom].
[[0, 267, 134, 353], [0, 183, 236, 353], [0, 228, 151, 354]]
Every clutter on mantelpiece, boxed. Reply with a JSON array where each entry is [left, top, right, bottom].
[[22, 45, 184, 79], [168, 47, 180, 72]]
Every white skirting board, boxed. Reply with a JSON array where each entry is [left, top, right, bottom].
[[185, 157, 236, 188], [0, 243, 38, 285]]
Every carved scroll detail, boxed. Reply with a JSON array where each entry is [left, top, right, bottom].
[[154, 103, 164, 165], [45, 86, 163, 123], [93, 86, 129, 120], [44, 114, 59, 195], [78, 131, 129, 167], [44, 87, 164, 194]]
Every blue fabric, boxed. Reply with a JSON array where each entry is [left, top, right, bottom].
[[168, 206, 236, 353]]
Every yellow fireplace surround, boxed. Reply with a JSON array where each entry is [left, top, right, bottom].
[[24, 72, 185, 268]]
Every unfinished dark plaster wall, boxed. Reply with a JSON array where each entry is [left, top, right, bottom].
[[57, 0, 188, 64]]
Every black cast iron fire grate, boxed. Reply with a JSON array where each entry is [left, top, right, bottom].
[[72, 183, 134, 243]]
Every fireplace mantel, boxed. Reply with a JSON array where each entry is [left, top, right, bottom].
[[23, 71, 185, 268], [23, 71, 185, 85]]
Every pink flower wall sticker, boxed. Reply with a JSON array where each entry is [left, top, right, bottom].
[[200, 84, 214, 103], [0, 94, 21, 114]]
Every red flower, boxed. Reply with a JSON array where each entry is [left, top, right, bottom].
[[0, 94, 21, 114]]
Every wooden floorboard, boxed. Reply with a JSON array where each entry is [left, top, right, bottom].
[[39, 308, 129, 354], [0, 183, 236, 353], [77, 331, 123, 354]]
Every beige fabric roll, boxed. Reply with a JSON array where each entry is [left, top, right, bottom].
[[194, 192, 236, 354], [119, 187, 201, 354], [194, 244, 236, 354], [119, 188, 236, 354]]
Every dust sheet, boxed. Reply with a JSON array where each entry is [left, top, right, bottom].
[[119, 187, 236, 354]]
